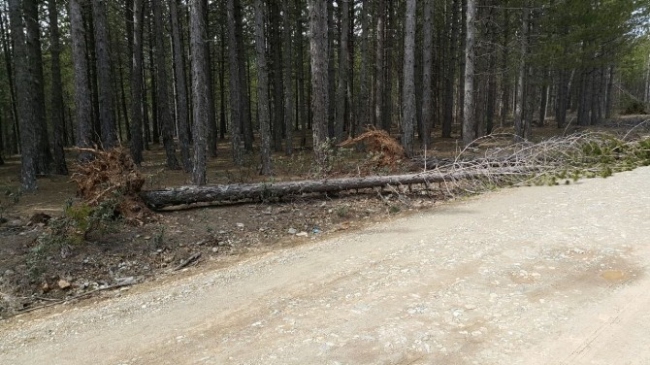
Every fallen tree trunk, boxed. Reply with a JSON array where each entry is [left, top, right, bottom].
[[140, 168, 529, 209]]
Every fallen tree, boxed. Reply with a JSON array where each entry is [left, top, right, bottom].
[[141, 132, 650, 210], [140, 168, 526, 209]]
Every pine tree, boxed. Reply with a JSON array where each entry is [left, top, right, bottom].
[[308, 0, 329, 169], [401, 0, 416, 156], [189, 0, 208, 185]]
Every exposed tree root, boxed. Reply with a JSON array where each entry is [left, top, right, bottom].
[[70, 148, 151, 222], [339, 127, 405, 167]]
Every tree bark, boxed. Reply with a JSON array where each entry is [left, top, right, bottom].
[[189, 0, 208, 185], [374, 0, 385, 129], [48, 0, 68, 175], [485, 1, 498, 135], [326, 0, 336, 138], [462, 0, 477, 147], [334, 0, 349, 143], [421, 0, 434, 149], [555, 67, 569, 128], [356, 0, 372, 141], [86, 10, 101, 144], [401, 0, 416, 157], [296, 0, 308, 148], [24, 0, 52, 174], [457, 0, 468, 129], [91, 0, 118, 149], [605, 65, 615, 119], [170, 0, 192, 172], [129, 0, 144, 165], [69, 0, 93, 161], [234, 0, 253, 152], [142, 63, 151, 149], [443, 0, 460, 138], [8, 0, 37, 191], [146, 13, 159, 145], [281, 0, 295, 155], [0, 112, 4, 165], [152, 0, 180, 169], [309, 0, 329, 169], [202, 0, 219, 158], [141, 169, 514, 209], [219, 18, 227, 140], [254, 0, 272, 175], [500, 6, 511, 127], [383, 0, 395, 134], [115, 31, 130, 142], [514, 6, 530, 142], [226, 0, 243, 165], [0, 7, 19, 154], [270, 1, 284, 152], [538, 69, 549, 126], [125, 0, 133, 60]]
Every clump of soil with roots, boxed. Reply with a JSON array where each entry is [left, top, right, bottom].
[[70, 147, 151, 224], [339, 127, 405, 167]]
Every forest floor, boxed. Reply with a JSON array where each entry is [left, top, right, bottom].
[[0, 117, 647, 319]]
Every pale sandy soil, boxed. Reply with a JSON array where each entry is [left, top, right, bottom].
[[1, 167, 649, 365]]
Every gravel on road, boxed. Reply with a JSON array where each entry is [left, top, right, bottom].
[[1, 167, 650, 365]]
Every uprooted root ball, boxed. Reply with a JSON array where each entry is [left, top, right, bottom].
[[338, 127, 405, 167], [70, 148, 150, 223]]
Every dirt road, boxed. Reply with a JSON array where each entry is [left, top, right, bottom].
[[2, 167, 650, 365]]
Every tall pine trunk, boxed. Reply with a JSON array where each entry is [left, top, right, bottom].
[[129, 0, 145, 165], [219, 18, 227, 140], [538, 69, 549, 126], [24, 0, 52, 174], [170, 0, 192, 171], [462, 0, 477, 147], [374, 0, 385, 129], [383, 0, 395, 134], [334, 0, 349, 143], [281, 0, 295, 155], [485, 1, 498, 135], [8, 0, 37, 190], [115, 31, 130, 142], [0, 8, 19, 154], [309, 0, 329, 169], [70, 0, 93, 159], [605, 65, 615, 119], [0, 112, 4, 165], [48, 0, 68, 175], [401, 0, 416, 157], [235, 0, 253, 152], [514, 6, 530, 142], [296, 0, 307, 148], [189, 0, 208, 185], [254, 0, 272, 175], [152, 1, 180, 169], [421, 0, 433, 149], [357, 0, 372, 139], [146, 14, 159, 145], [269, 2, 284, 152], [443, 0, 460, 138], [326, 0, 336, 138], [226, 0, 244, 165], [91, 0, 118, 149], [500, 6, 511, 127], [202, 0, 218, 158]]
